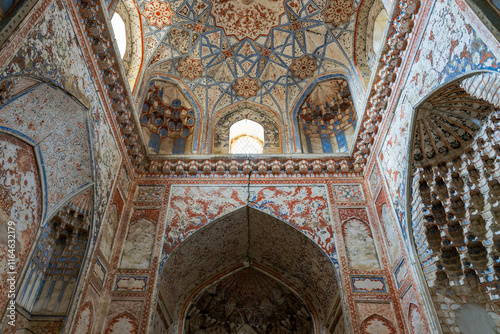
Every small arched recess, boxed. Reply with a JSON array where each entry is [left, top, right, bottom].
[[17, 186, 93, 320], [297, 78, 357, 154]]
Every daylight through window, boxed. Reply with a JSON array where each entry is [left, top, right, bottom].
[[111, 13, 127, 58], [229, 119, 264, 154]]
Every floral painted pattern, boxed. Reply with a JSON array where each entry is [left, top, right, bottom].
[[165, 185, 335, 254], [322, 0, 356, 27], [142, 0, 175, 30], [177, 57, 205, 81], [210, 0, 286, 41], [233, 77, 260, 99], [290, 55, 318, 80]]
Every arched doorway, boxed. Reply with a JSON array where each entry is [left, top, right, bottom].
[[156, 207, 344, 333]]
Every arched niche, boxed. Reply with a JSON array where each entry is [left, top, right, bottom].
[[297, 78, 357, 154], [407, 72, 500, 332], [98, 203, 119, 261], [111, 13, 127, 58], [72, 302, 93, 334], [157, 207, 343, 333], [360, 314, 397, 334], [17, 186, 93, 319], [140, 80, 197, 155], [342, 218, 381, 270], [229, 119, 265, 154], [212, 102, 282, 154], [372, 9, 388, 55], [119, 217, 156, 269], [354, 0, 388, 86], [104, 312, 139, 334]]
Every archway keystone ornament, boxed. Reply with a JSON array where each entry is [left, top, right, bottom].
[[142, 0, 175, 30], [233, 77, 260, 99], [209, 0, 286, 41]]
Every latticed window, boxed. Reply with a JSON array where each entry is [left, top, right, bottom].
[[229, 119, 264, 154]]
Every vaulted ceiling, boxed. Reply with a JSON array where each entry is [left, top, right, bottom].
[[126, 0, 366, 120], [75, 0, 423, 174], [159, 207, 339, 323]]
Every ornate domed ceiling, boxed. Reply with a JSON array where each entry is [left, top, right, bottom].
[[412, 81, 493, 166], [131, 0, 364, 121]]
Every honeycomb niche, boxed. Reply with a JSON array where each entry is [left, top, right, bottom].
[[140, 80, 196, 155], [298, 78, 357, 154]]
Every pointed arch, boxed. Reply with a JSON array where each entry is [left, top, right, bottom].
[[407, 303, 426, 334], [72, 301, 94, 334], [290, 73, 358, 153], [405, 71, 500, 333], [111, 0, 143, 92], [354, 0, 390, 87], [16, 186, 93, 320], [212, 102, 282, 154], [158, 207, 343, 333], [119, 217, 156, 269]]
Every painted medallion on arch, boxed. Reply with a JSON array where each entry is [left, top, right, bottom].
[[342, 218, 380, 270], [105, 313, 139, 334], [165, 185, 334, 255], [73, 302, 93, 334]]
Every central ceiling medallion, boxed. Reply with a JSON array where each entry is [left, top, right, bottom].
[[210, 0, 286, 41], [233, 77, 260, 99]]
